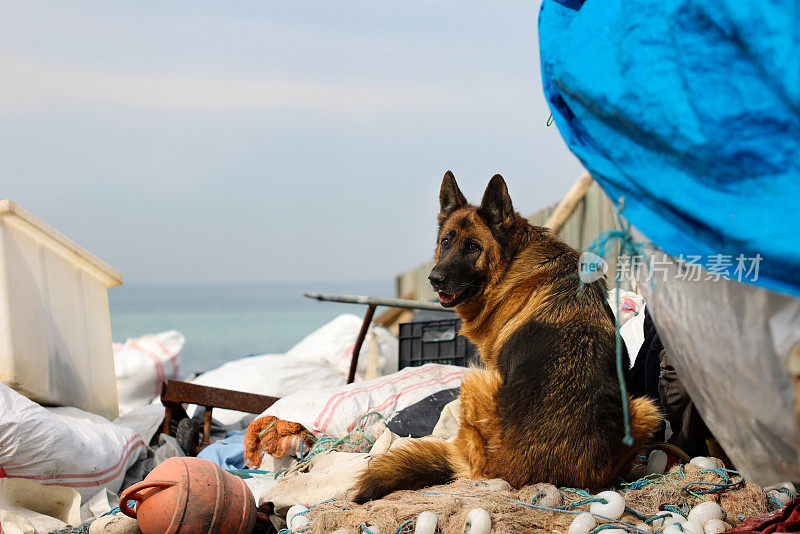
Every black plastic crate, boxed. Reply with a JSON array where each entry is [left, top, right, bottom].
[[398, 318, 479, 369]]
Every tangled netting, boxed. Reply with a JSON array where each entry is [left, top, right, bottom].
[[283, 463, 766, 534]]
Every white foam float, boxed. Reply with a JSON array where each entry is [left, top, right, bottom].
[[476, 479, 512, 492], [768, 489, 793, 505], [415, 511, 437, 534], [771, 482, 797, 493], [286, 505, 309, 530], [567, 512, 596, 534], [664, 522, 704, 534], [589, 491, 625, 520], [465, 508, 491, 534], [688, 502, 723, 525], [765, 481, 797, 505], [291, 515, 310, 530], [645, 449, 668, 475], [703, 519, 731, 533], [651, 511, 686, 529], [686, 519, 705, 533], [689, 457, 718, 470], [529, 482, 563, 508]]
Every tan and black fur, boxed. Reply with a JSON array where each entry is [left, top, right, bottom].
[[352, 172, 661, 503]]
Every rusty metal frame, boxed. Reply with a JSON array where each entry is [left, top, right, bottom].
[[160, 380, 279, 450]]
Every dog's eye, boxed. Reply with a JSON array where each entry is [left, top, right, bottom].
[[440, 237, 450, 247], [467, 242, 481, 253]]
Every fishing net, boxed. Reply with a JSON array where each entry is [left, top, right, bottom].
[[300, 462, 767, 534]]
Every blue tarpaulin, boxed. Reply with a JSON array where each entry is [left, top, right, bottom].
[[539, 0, 800, 297]]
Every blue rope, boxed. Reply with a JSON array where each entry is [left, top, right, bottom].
[[279, 498, 337, 532], [561, 487, 593, 498], [294, 498, 336, 517], [660, 504, 687, 518], [613, 287, 633, 446], [502, 497, 587, 515], [279, 525, 311, 533], [581, 205, 650, 446], [272, 468, 290, 480], [621, 473, 667, 491], [283, 527, 312, 533], [561, 497, 607, 510], [417, 490, 491, 497], [589, 526, 643, 534], [393, 516, 416, 534], [768, 494, 787, 509], [644, 513, 672, 525], [681, 468, 743, 495], [530, 491, 547, 504], [624, 505, 647, 521]]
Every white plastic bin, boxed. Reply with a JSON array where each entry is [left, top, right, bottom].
[[0, 200, 122, 420]]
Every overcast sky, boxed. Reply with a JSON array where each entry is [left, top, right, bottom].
[[0, 1, 583, 286]]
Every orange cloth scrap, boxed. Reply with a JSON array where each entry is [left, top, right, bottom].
[[244, 416, 316, 468]]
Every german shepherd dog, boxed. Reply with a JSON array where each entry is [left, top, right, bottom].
[[352, 172, 661, 503]]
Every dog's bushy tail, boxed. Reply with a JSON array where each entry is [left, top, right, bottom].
[[628, 395, 663, 447], [614, 396, 663, 474], [352, 438, 465, 504]]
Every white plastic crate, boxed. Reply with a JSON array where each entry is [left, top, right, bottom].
[[0, 200, 122, 420]]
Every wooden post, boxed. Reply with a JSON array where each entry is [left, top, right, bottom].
[[789, 345, 800, 461], [545, 171, 594, 234]]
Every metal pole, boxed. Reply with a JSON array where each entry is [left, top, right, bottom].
[[304, 292, 444, 311], [348, 304, 377, 384]]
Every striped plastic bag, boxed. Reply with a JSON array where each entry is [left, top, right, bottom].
[[114, 330, 184, 414], [0, 384, 146, 500]]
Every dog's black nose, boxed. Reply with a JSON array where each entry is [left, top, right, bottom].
[[428, 271, 445, 288]]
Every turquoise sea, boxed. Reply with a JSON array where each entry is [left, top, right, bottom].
[[108, 281, 394, 378]]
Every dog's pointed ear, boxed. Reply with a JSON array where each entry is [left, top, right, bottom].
[[478, 174, 514, 227], [439, 171, 467, 222]]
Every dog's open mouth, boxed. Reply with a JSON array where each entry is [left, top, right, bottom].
[[438, 292, 461, 307]]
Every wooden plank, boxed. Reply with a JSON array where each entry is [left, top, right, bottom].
[[544, 171, 594, 234]]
